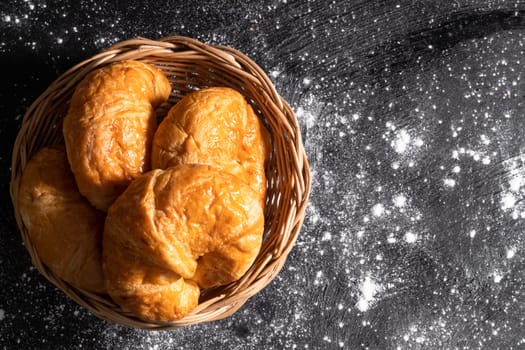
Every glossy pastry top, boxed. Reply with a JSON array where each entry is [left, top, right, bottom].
[[151, 87, 269, 205], [103, 164, 264, 320], [63, 60, 172, 211], [102, 232, 200, 321], [18, 145, 106, 293], [104, 164, 264, 290]]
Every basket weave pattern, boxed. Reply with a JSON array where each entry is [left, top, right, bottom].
[[9, 36, 311, 329]]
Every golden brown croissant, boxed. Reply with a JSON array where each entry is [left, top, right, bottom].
[[63, 60, 171, 211], [103, 164, 264, 320], [102, 233, 200, 321], [151, 87, 269, 205], [18, 145, 105, 293]]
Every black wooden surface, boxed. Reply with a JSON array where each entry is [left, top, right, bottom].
[[3, 0, 525, 349]]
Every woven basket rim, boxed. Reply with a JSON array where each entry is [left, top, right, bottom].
[[9, 35, 311, 329]]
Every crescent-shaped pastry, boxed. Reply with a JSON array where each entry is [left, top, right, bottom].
[[63, 60, 171, 211], [103, 164, 264, 320], [18, 145, 105, 293], [151, 87, 269, 205]]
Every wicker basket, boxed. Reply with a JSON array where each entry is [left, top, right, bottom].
[[9, 36, 311, 329]]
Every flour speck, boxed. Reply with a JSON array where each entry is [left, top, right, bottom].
[[404, 232, 418, 243], [493, 271, 504, 284], [393, 194, 407, 208], [509, 175, 523, 192], [501, 193, 516, 210], [392, 129, 411, 154], [371, 203, 385, 217], [356, 275, 381, 312], [443, 178, 456, 188]]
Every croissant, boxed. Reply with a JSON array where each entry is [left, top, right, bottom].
[[63, 60, 171, 211], [103, 164, 264, 320], [18, 145, 105, 293], [151, 87, 269, 205], [102, 233, 200, 321]]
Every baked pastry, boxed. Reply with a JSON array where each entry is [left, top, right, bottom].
[[103, 233, 200, 321], [151, 87, 269, 205], [103, 164, 264, 320], [63, 60, 171, 211], [17, 145, 105, 293]]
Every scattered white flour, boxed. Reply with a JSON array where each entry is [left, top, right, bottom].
[[443, 178, 456, 188], [313, 270, 324, 286], [480, 134, 491, 145], [393, 194, 407, 207], [509, 175, 523, 192], [385, 232, 397, 244], [404, 232, 418, 244], [413, 138, 424, 148], [371, 203, 385, 217], [501, 192, 517, 210], [392, 129, 411, 154], [356, 275, 381, 312], [306, 203, 320, 224], [295, 95, 319, 131], [321, 231, 332, 241], [493, 271, 504, 284]]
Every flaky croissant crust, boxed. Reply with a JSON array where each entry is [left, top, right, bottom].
[[63, 60, 171, 211], [103, 164, 264, 321]]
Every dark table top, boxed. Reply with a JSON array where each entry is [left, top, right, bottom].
[[3, 0, 525, 349]]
